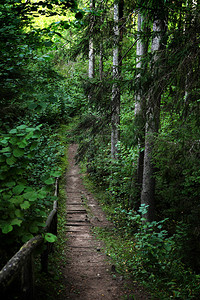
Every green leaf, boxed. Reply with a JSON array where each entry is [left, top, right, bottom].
[[9, 129, 17, 134], [6, 181, 16, 188], [15, 209, 23, 217], [6, 155, 17, 165], [3, 193, 12, 200], [22, 234, 34, 243], [28, 103, 38, 110], [10, 197, 23, 205], [1, 147, 11, 153], [38, 189, 47, 199], [24, 186, 33, 192], [10, 137, 18, 145], [44, 178, 55, 185], [11, 219, 22, 226], [44, 177, 54, 185], [23, 191, 38, 201], [32, 132, 41, 139], [25, 132, 34, 139], [25, 127, 35, 133], [13, 185, 25, 195], [20, 201, 30, 209], [17, 125, 27, 130], [13, 148, 24, 158], [17, 140, 28, 148], [44, 233, 57, 243], [2, 224, 13, 234], [0, 139, 8, 146], [36, 222, 46, 228], [51, 171, 62, 177]]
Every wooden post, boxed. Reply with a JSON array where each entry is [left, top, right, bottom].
[[21, 254, 34, 300], [0, 178, 59, 294], [41, 246, 49, 273]]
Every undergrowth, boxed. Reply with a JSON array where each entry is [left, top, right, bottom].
[[34, 126, 69, 299], [35, 177, 68, 300], [81, 168, 200, 300]]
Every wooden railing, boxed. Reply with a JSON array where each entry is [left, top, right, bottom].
[[0, 178, 59, 300]]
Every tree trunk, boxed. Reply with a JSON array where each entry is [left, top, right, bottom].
[[99, 2, 104, 81], [111, 0, 123, 159], [89, 0, 95, 79], [141, 19, 165, 222], [99, 43, 103, 80], [134, 13, 148, 204]]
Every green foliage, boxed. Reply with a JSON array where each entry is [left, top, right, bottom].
[[0, 124, 61, 245], [93, 204, 200, 299], [77, 134, 140, 211], [153, 110, 200, 270], [44, 233, 57, 243], [0, 0, 83, 263], [0, 0, 199, 297], [34, 174, 68, 300], [129, 205, 200, 299]]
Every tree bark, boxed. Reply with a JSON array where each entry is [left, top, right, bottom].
[[99, 2, 104, 81], [89, 0, 95, 79], [135, 13, 148, 201], [111, 0, 123, 159], [141, 19, 165, 222], [99, 43, 103, 80]]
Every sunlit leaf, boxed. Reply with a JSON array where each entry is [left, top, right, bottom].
[[44, 232, 57, 243], [2, 224, 13, 234], [44, 177, 54, 185]]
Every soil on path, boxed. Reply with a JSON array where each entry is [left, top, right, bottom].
[[63, 144, 149, 300]]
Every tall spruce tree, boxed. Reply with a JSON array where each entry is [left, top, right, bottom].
[[89, 0, 95, 80], [111, 0, 120, 159], [141, 18, 167, 222], [134, 11, 148, 198], [111, 0, 124, 159]]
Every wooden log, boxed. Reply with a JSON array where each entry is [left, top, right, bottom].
[[54, 177, 59, 197], [44, 209, 57, 233], [41, 208, 58, 272], [0, 177, 59, 292], [0, 236, 43, 291]]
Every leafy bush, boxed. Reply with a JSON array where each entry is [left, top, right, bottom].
[[79, 138, 139, 209], [129, 206, 200, 299], [0, 124, 63, 252], [96, 204, 200, 299], [153, 120, 200, 271]]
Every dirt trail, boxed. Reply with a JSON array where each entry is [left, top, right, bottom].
[[63, 144, 148, 300]]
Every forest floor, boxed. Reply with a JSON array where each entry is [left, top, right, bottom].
[[61, 144, 150, 300]]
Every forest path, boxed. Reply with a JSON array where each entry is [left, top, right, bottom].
[[63, 144, 125, 299], [62, 144, 148, 300]]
